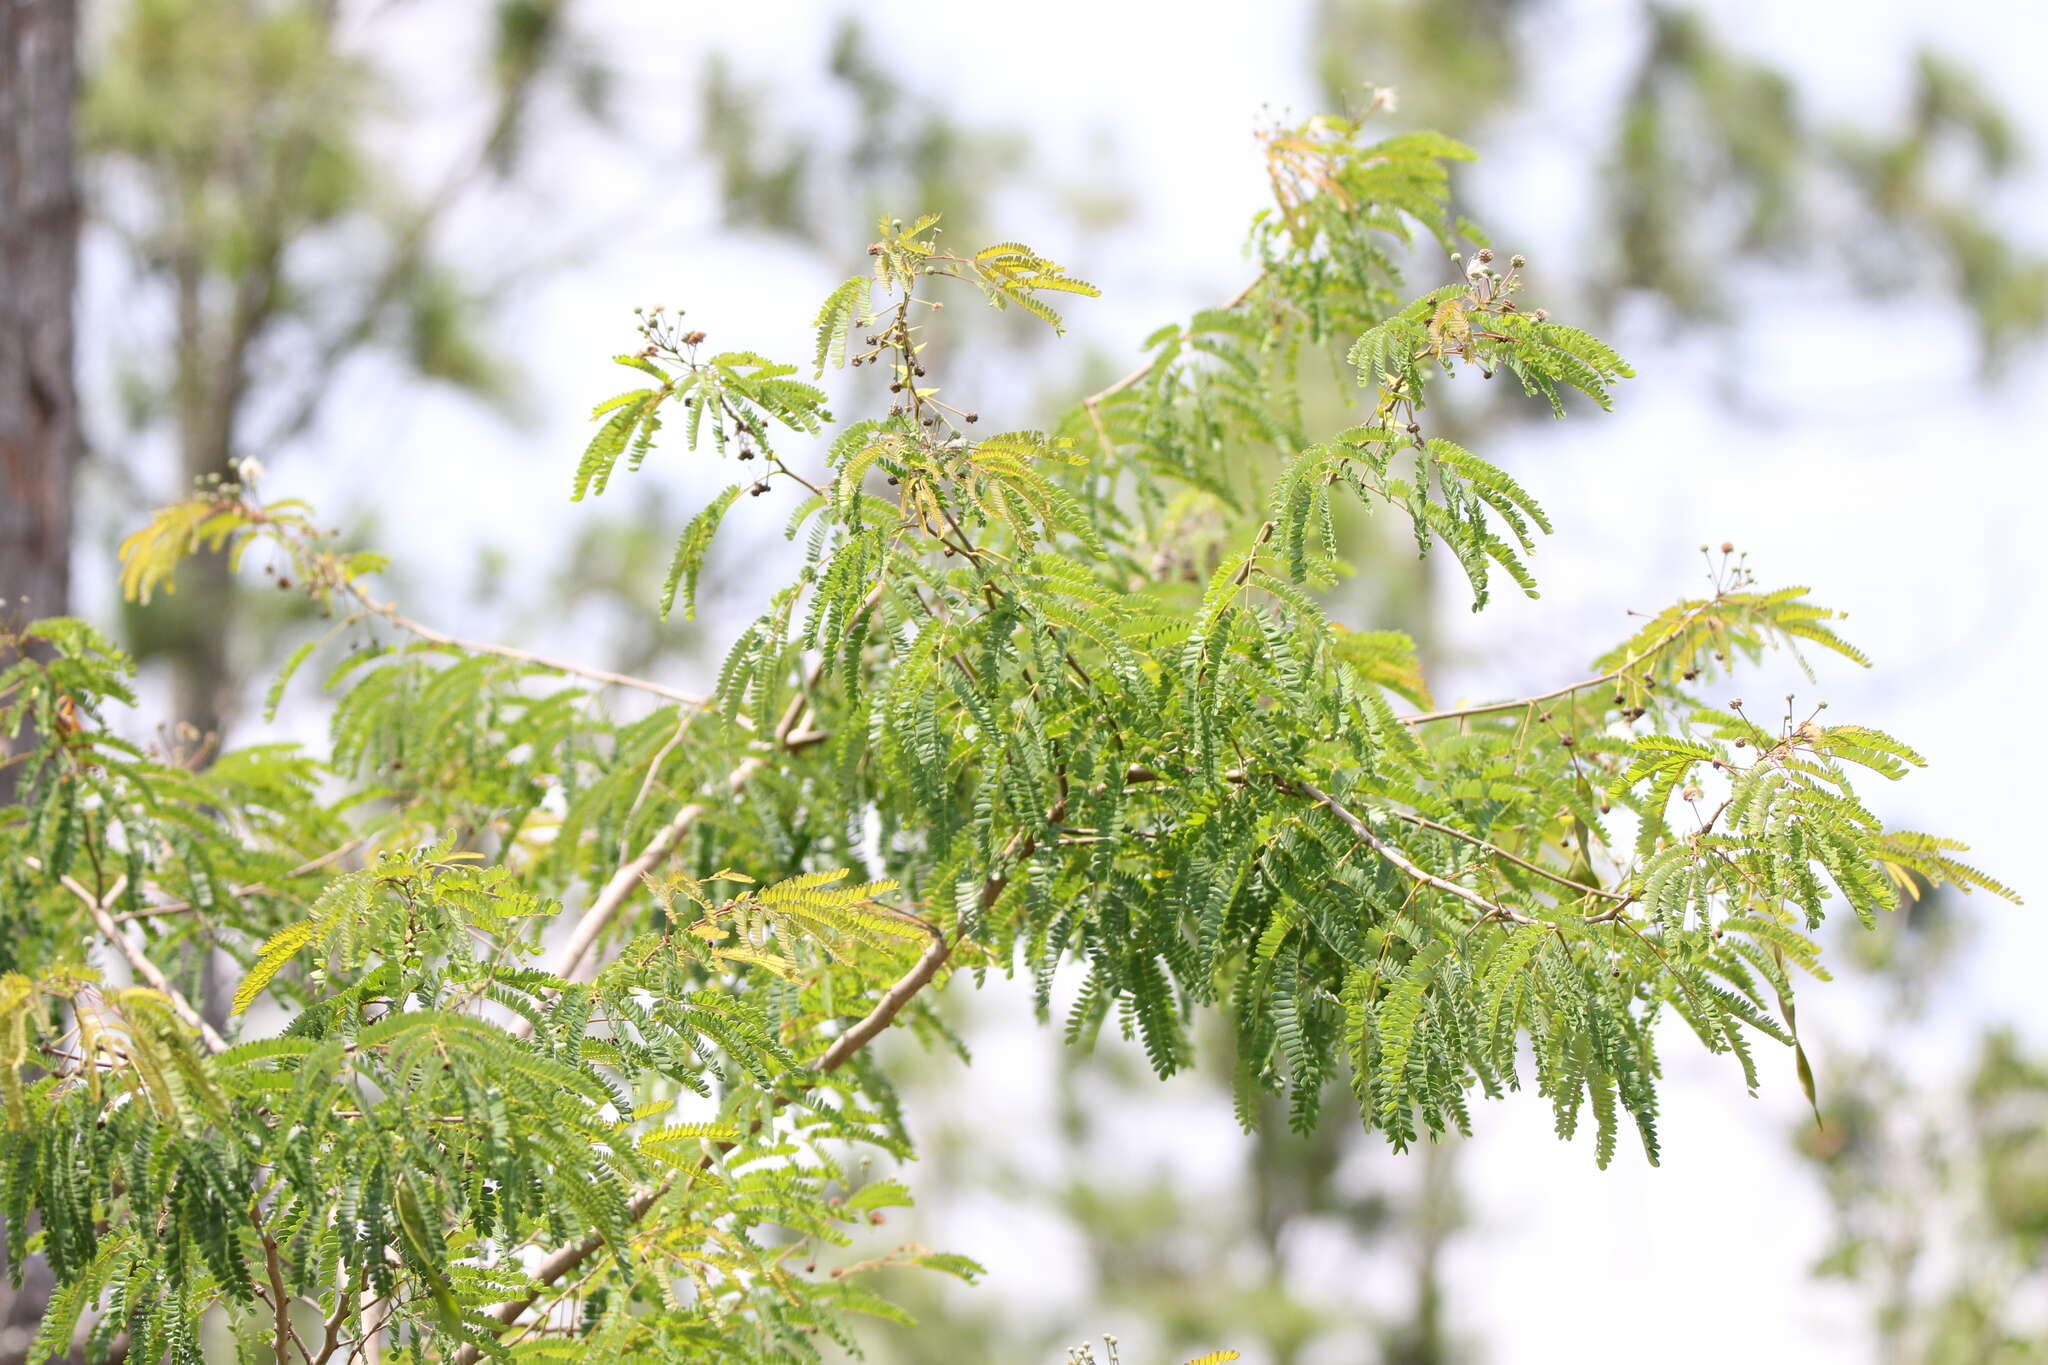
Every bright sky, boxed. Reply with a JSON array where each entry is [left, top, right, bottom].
[[76, 1, 2048, 1360]]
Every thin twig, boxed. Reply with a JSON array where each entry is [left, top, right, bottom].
[[1400, 596, 1723, 727], [347, 583, 708, 708], [1285, 781, 1550, 928], [813, 931, 951, 1072], [1400, 674, 1626, 727], [1385, 809, 1627, 903], [457, 914, 951, 1363], [115, 838, 368, 921], [1079, 273, 1267, 410], [62, 870, 229, 1053], [616, 710, 697, 866], [550, 756, 765, 987]]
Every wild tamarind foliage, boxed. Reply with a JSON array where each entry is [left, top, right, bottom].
[[2, 112, 2016, 1363]]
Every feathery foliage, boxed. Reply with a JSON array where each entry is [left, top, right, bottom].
[[3, 105, 2013, 1361]]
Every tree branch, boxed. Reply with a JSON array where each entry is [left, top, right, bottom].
[[1384, 809, 1627, 903], [546, 757, 764, 987], [1284, 780, 1551, 928], [546, 578, 891, 984], [457, 919, 950, 1364], [448, 1182, 669, 1365], [346, 582, 709, 708], [464, 583, 907, 1351], [1399, 595, 1726, 727], [55, 867, 229, 1053], [1078, 273, 1266, 410], [257, 1217, 303, 1365], [812, 930, 951, 1072], [113, 838, 369, 922]]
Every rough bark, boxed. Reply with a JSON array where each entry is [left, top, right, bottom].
[[0, 0, 79, 629], [0, 7, 80, 1359]]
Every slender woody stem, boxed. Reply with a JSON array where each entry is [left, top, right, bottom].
[[1400, 595, 1725, 727], [459, 917, 953, 1363], [1285, 780, 1551, 928], [549, 756, 766, 985], [347, 582, 710, 709], [1079, 273, 1267, 409], [57, 868, 230, 1053]]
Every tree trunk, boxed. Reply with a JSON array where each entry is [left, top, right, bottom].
[[0, 0, 79, 630], [0, 7, 81, 1360]]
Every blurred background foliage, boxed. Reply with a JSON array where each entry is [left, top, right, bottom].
[[82, 0, 603, 747], [12, 0, 2044, 1361], [1795, 896, 2048, 1364]]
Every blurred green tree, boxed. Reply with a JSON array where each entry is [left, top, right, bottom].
[[82, 0, 602, 747], [1796, 898, 2048, 1363], [1315, 0, 2048, 353]]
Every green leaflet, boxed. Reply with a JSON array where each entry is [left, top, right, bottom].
[[660, 483, 743, 621]]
